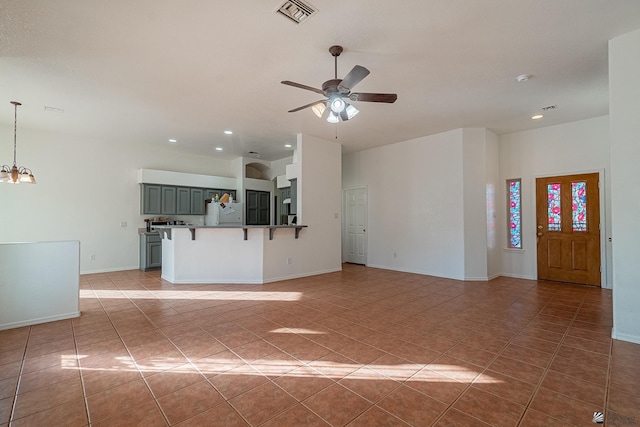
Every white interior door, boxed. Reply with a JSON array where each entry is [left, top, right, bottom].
[[345, 187, 367, 265]]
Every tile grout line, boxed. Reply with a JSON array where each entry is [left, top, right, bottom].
[[71, 303, 93, 427], [128, 276, 252, 427], [516, 288, 602, 426], [7, 325, 32, 425], [90, 277, 172, 426], [426, 284, 558, 426]]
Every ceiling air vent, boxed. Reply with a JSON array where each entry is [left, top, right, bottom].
[[542, 105, 557, 111], [275, 0, 317, 25]]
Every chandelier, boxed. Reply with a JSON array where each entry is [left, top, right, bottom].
[[1, 101, 36, 184]]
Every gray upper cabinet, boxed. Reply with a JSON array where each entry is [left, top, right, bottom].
[[142, 184, 237, 216], [161, 186, 176, 215], [142, 185, 162, 214], [190, 188, 205, 215], [204, 189, 218, 202], [176, 187, 191, 215]]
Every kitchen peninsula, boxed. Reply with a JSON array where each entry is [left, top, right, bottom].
[[156, 224, 307, 284]]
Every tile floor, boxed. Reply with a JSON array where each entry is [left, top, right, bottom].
[[1, 264, 639, 426]]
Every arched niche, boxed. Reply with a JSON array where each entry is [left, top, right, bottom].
[[245, 162, 271, 180]]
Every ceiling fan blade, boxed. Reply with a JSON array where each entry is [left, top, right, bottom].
[[338, 65, 370, 93], [349, 92, 398, 103], [288, 99, 327, 113], [281, 80, 324, 95]]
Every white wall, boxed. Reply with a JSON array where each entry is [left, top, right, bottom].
[[498, 116, 612, 285], [485, 130, 501, 279], [609, 29, 640, 344], [0, 126, 235, 273], [264, 134, 342, 280], [343, 129, 466, 280], [1, 241, 80, 329], [462, 128, 490, 280]]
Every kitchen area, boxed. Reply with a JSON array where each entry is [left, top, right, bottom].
[[137, 161, 307, 283]]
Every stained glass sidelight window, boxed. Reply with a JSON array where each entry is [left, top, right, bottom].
[[547, 183, 561, 231], [508, 179, 521, 248], [572, 181, 587, 231]]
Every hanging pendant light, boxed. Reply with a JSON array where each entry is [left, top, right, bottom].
[[1, 101, 36, 184]]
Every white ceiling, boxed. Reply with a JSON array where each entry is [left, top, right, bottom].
[[2, 0, 640, 161]]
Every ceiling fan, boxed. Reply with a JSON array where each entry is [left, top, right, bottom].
[[281, 45, 397, 123]]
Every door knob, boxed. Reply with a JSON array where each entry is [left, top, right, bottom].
[[537, 225, 543, 229], [537, 232, 543, 236]]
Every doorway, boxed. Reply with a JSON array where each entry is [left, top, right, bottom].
[[535, 173, 601, 286], [344, 187, 367, 265]]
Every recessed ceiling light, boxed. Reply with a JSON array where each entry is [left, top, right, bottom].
[[224, 130, 233, 135], [531, 114, 544, 120], [284, 144, 292, 148], [215, 147, 223, 151], [516, 74, 531, 83], [168, 139, 177, 143]]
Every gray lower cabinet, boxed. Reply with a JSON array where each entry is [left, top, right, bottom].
[[140, 233, 162, 270]]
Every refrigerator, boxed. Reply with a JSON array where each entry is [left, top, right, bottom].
[[205, 202, 242, 225]]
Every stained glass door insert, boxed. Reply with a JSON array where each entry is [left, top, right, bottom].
[[572, 181, 587, 232], [547, 184, 562, 231]]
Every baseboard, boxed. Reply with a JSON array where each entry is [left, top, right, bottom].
[[263, 267, 343, 284], [464, 276, 491, 281], [611, 329, 640, 345], [366, 263, 464, 281], [81, 265, 139, 275], [0, 311, 81, 331], [499, 272, 537, 280], [161, 276, 264, 285], [161, 267, 343, 285]]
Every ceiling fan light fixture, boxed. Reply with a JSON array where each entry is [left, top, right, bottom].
[[327, 111, 339, 123], [330, 97, 345, 113], [311, 102, 326, 118], [345, 104, 359, 120]]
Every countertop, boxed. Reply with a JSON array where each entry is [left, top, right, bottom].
[[152, 224, 305, 229], [153, 224, 308, 241]]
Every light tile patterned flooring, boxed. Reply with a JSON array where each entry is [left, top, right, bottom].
[[1, 264, 639, 426]]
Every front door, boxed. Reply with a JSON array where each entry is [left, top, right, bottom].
[[536, 173, 600, 286], [345, 187, 367, 265]]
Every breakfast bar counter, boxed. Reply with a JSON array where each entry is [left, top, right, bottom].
[[155, 225, 307, 284]]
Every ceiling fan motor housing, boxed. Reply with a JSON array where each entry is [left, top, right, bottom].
[[322, 79, 343, 96]]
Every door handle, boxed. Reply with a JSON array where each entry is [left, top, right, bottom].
[[537, 232, 543, 236]]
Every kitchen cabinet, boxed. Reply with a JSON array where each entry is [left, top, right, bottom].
[[246, 190, 270, 225], [190, 188, 205, 215], [290, 179, 297, 215], [205, 189, 237, 202], [176, 187, 191, 215], [140, 233, 162, 270], [161, 186, 176, 215], [141, 184, 237, 216], [142, 185, 162, 214]]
